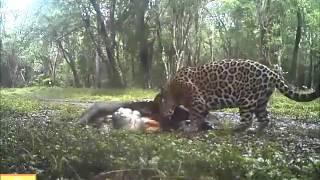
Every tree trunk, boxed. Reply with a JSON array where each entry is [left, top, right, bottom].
[[52, 52, 58, 85], [308, 32, 319, 89], [70, 65, 81, 88], [256, 0, 271, 66], [209, 37, 214, 61], [146, 39, 155, 88], [136, 0, 151, 88], [155, 12, 169, 81], [95, 51, 101, 88], [216, 17, 231, 58], [289, 9, 302, 84], [89, 0, 124, 88], [297, 64, 305, 88], [306, 54, 313, 88], [78, 3, 109, 78], [131, 56, 135, 82], [57, 40, 81, 87], [172, 14, 192, 72]]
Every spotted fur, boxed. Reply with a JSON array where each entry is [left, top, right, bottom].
[[159, 59, 320, 133]]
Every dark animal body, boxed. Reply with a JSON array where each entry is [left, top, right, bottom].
[[158, 59, 320, 133]]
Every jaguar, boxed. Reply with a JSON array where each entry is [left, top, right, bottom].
[[158, 59, 320, 133]]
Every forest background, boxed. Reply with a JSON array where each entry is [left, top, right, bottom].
[[1, 0, 319, 89]]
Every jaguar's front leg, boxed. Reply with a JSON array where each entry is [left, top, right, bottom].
[[184, 96, 209, 133]]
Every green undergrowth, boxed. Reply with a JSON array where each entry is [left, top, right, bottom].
[[1, 92, 320, 179], [1, 86, 156, 101], [0, 95, 41, 115], [0, 94, 84, 118], [269, 92, 320, 119], [1, 108, 318, 179], [4, 124, 318, 180]]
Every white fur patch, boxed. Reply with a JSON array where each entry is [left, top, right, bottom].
[[112, 108, 145, 131]]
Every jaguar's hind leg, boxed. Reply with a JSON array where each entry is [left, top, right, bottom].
[[250, 105, 270, 133], [249, 93, 272, 133], [233, 107, 254, 132]]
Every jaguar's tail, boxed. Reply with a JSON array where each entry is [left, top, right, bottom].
[[276, 77, 320, 102]]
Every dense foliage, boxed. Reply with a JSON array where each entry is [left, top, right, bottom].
[[1, 0, 320, 88]]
